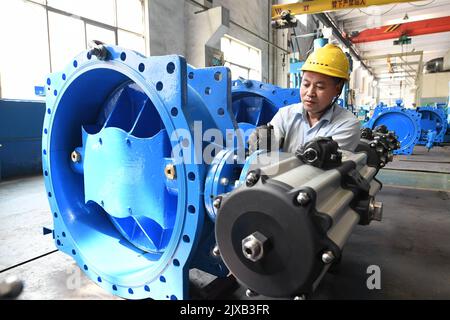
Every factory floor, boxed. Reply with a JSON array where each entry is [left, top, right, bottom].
[[0, 145, 449, 300]]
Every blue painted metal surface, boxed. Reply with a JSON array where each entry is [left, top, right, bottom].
[[289, 60, 304, 88], [231, 79, 299, 142], [364, 106, 421, 155], [42, 46, 238, 300], [416, 106, 447, 146], [314, 38, 329, 50], [0, 99, 45, 180], [204, 148, 244, 222]]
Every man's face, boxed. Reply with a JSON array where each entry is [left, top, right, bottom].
[[300, 71, 342, 116]]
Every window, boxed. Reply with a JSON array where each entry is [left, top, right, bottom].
[[299, 14, 307, 27], [220, 35, 261, 81], [0, 0, 147, 100]]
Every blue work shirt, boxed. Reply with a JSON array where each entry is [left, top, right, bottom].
[[270, 102, 361, 152]]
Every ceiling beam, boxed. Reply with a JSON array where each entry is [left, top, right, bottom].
[[362, 51, 423, 61], [271, 0, 424, 19], [350, 16, 450, 43]]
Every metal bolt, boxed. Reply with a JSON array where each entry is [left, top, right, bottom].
[[387, 152, 394, 162], [303, 147, 318, 163], [245, 288, 258, 297], [213, 197, 221, 209], [212, 245, 220, 257], [294, 295, 306, 300], [369, 199, 383, 222], [164, 164, 176, 180], [379, 161, 385, 168], [296, 192, 311, 206], [243, 80, 253, 88], [71, 150, 81, 163], [242, 231, 269, 262], [245, 171, 259, 187], [220, 177, 229, 186], [88, 40, 109, 61], [321, 250, 335, 264]]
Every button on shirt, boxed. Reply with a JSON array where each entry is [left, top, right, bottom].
[[270, 102, 361, 153]]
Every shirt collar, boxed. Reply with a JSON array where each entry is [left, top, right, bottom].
[[296, 102, 336, 123]]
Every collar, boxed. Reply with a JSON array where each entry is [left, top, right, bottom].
[[296, 102, 336, 123]]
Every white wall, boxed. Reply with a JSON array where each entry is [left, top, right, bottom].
[[421, 72, 450, 99], [147, 0, 273, 82]]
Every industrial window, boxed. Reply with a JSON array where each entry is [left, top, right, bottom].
[[221, 35, 261, 81], [0, 0, 147, 100], [298, 14, 307, 27]]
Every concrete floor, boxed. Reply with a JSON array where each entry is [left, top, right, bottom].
[[1, 145, 449, 300]]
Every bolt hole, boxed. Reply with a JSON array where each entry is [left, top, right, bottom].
[[188, 172, 195, 181], [171, 107, 178, 116], [183, 235, 190, 243], [205, 87, 211, 95], [160, 276, 166, 283], [128, 288, 134, 294], [167, 62, 175, 74], [84, 265, 88, 271], [214, 72, 222, 81], [138, 63, 145, 72], [54, 212, 58, 218], [47, 108, 52, 114], [144, 285, 150, 292], [188, 205, 196, 214], [217, 108, 225, 116], [120, 52, 126, 61], [44, 128, 48, 134], [72, 249, 76, 255], [188, 72, 194, 79], [156, 81, 163, 91], [173, 259, 180, 267], [73, 60, 78, 68], [48, 192, 52, 197], [56, 240, 61, 246], [112, 285, 117, 291], [98, 277, 102, 283], [46, 78, 51, 85]]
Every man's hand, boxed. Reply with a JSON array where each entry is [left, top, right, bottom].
[[248, 124, 279, 155]]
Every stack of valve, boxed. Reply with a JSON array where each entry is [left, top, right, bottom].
[[364, 100, 448, 153], [42, 44, 399, 300]]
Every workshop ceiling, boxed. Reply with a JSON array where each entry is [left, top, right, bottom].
[[330, 0, 450, 80]]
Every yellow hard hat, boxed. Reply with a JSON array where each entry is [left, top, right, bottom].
[[301, 43, 350, 80]]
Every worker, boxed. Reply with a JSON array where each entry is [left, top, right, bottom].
[[249, 43, 360, 154]]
